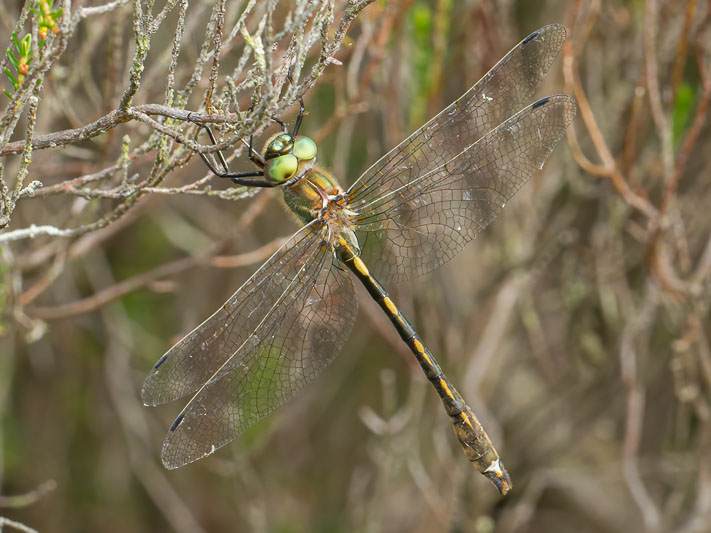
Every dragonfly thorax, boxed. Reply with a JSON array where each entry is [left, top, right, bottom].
[[282, 166, 356, 242]]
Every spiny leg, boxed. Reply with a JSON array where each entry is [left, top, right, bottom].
[[245, 134, 264, 167], [186, 113, 276, 188], [272, 116, 288, 132], [293, 97, 305, 136]]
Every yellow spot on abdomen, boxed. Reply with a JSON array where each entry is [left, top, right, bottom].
[[413, 339, 434, 366], [383, 297, 398, 315], [460, 411, 471, 426], [439, 378, 453, 399], [353, 257, 369, 276]]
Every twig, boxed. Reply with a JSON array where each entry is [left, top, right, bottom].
[[0, 480, 57, 508], [0, 517, 38, 533]]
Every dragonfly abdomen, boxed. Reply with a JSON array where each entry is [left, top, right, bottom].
[[336, 237, 512, 494]]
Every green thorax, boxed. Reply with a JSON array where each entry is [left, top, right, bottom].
[[282, 166, 345, 224]]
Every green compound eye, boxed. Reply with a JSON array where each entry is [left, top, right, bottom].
[[266, 154, 298, 182], [264, 133, 294, 160], [293, 136, 317, 161]]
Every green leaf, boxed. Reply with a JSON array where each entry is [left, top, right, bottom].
[[4, 67, 19, 89], [4, 67, 17, 83], [407, 3, 434, 129], [7, 49, 19, 70], [3, 89, 12, 99], [412, 3, 432, 35], [672, 82, 696, 149], [12, 32, 20, 51], [21, 34, 32, 54]]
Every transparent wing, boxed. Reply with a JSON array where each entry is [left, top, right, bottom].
[[346, 24, 569, 282], [156, 237, 357, 469], [353, 96, 576, 283], [348, 24, 566, 207], [142, 221, 334, 406]]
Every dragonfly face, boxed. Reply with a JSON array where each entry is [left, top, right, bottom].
[[259, 128, 356, 236], [143, 24, 576, 495], [262, 132, 319, 185], [261, 132, 353, 230]]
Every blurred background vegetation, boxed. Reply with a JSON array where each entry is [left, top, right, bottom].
[[1, 0, 711, 531]]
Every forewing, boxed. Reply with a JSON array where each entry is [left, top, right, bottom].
[[160, 241, 357, 469], [142, 222, 326, 406], [347, 24, 567, 212], [353, 96, 576, 283]]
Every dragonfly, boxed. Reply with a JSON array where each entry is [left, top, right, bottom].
[[142, 24, 576, 495]]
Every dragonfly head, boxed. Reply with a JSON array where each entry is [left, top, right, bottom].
[[263, 133, 318, 184]]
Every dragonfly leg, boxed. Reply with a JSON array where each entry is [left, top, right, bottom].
[[272, 116, 288, 133], [293, 96, 305, 136], [245, 134, 266, 168], [186, 113, 231, 171], [284, 70, 305, 136], [186, 113, 277, 188]]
